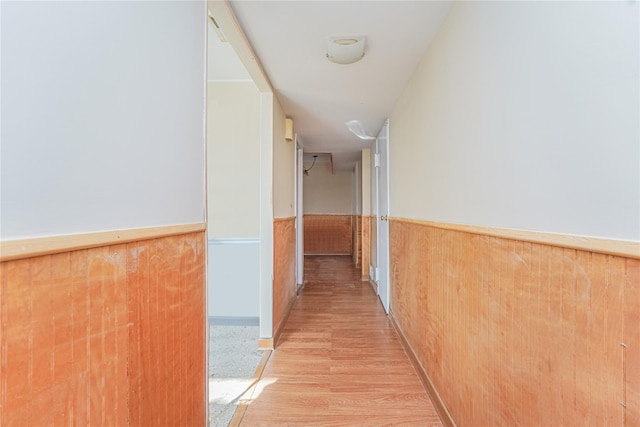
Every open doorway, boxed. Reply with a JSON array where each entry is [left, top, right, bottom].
[[205, 11, 264, 427], [300, 153, 356, 272], [298, 149, 376, 287], [301, 154, 353, 255], [206, 17, 260, 326]]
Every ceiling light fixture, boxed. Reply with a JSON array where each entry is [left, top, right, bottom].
[[304, 155, 318, 176], [326, 36, 365, 65]]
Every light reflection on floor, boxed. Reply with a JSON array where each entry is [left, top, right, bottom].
[[208, 325, 262, 427], [209, 378, 256, 405]]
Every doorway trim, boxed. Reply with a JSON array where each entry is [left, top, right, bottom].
[[295, 144, 304, 290]]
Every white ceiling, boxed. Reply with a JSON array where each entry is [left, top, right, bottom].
[[227, 0, 453, 171]]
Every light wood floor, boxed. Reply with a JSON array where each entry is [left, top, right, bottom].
[[239, 255, 442, 426]]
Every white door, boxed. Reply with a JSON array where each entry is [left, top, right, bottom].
[[295, 146, 304, 287], [376, 120, 390, 313]]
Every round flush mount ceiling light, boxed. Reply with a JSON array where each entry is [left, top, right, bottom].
[[326, 36, 365, 65]]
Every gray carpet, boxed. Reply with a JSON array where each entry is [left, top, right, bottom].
[[208, 325, 263, 427]]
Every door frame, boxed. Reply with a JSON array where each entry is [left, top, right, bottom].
[[295, 144, 304, 289]]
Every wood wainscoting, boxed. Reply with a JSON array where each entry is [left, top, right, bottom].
[[273, 217, 297, 346], [361, 215, 371, 281], [389, 218, 639, 427], [352, 215, 362, 268], [303, 215, 352, 255], [0, 229, 206, 426]]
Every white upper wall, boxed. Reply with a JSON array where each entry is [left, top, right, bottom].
[[362, 149, 371, 216], [207, 82, 260, 237], [390, 1, 639, 241], [273, 98, 295, 219], [207, 21, 252, 82], [1, 1, 207, 240], [303, 160, 353, 215], [353, 162, 362, 215]]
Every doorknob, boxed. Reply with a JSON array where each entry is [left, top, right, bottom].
[[381, 215, 388, 221]]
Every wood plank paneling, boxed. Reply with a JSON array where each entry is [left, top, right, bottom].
[[1, 247, 130, 426], [274, 217, 296, 340], [352, 215, 361, 268], [390, 219, 638, 426], [361, 216, 371, 281], [625, 258, 640, 426], [304, 215, 352, 255], [127, 233, 205, 425], [0, 232, 205, 426]]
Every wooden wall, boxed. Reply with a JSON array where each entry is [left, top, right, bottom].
[[0, 232, 206, 426], [361, 216, 371, 281], [390, 219, 639, 426], [353, 215, 362, 267], [303, 215, 352, 255], [273, 218, 296, 337]]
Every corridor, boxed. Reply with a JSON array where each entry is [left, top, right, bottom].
[[239, 256, 442, 426]]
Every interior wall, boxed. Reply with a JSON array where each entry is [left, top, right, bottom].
[[352, 162, 362, 265], [389, 1, 639, 241], [361, 149, 371, 217], [361, 216, 371, 281], [1, 1, 206, 240], [258, 93, 274, 341], [391, 220, 639, 426], [303, 161, 353, 215], [206, 81, 260, 320], [273, 218, 296, 338], [387, 1, 639, 425], [273, 99, 295, 219], [207, 239, 259, 319], [271, 98, 296, 341], [303, 215, 353, 255], [125, 234, 206, 425], [0, 1, 207, 423], [1, 234, 206, 426], [353, 222, 360, 266], [207, 81, 260, 238], [353, 162, 362, 215]]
